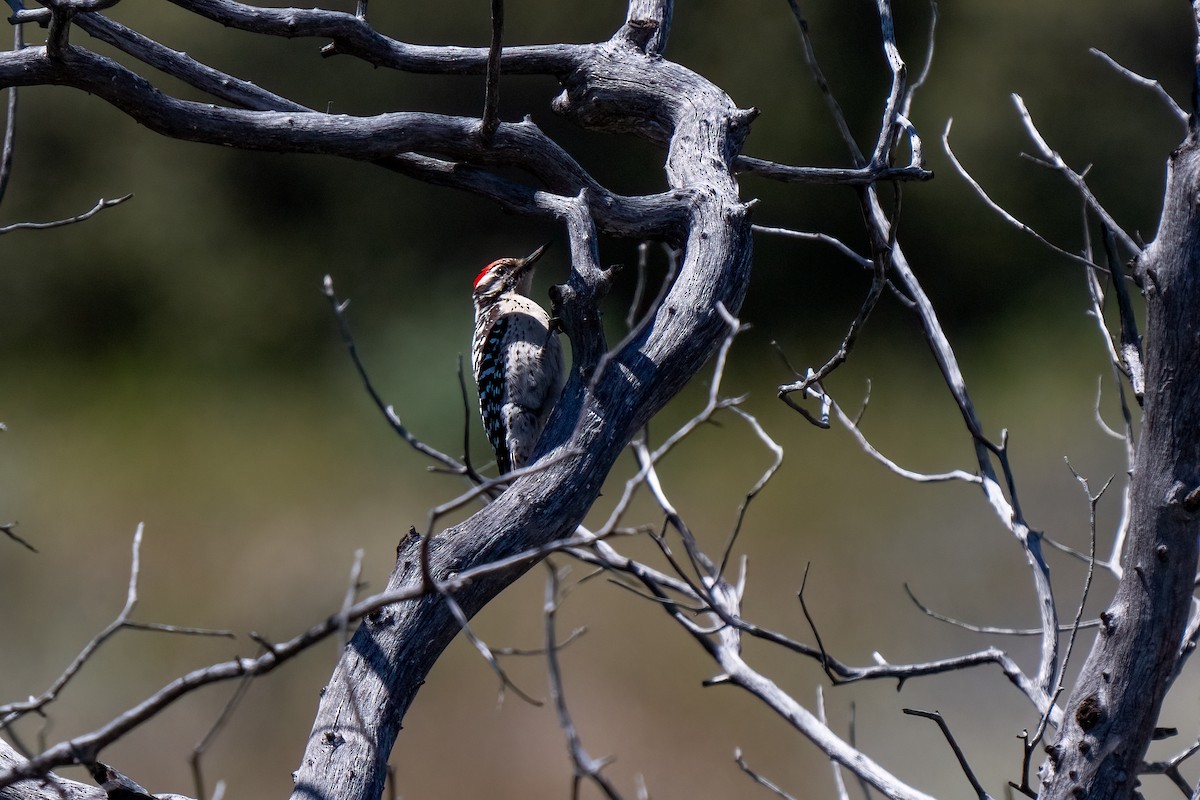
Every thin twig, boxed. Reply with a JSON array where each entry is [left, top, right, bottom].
[[752, 224, 871, 268], [636, 446, 717, 583], [784, 0, 864, 165], [491, 626, 586, 657], [0, 24, 20, 208], [616, 534, 938, 799], [1092, 376, 1126, 440], [900, 1, 938, 119], [443, 589, 543, 708], [1100, 221, 1144, 401], [1022, 464, 1106, 781], [190, 675, 253, 800], [796, 564, 837, 682], [425, 448, 580, 534], [869, 0, 908, 168], [0, 524, 235, 726], [734, 749, 798, 800], [544, 563, 622, 800], [816, 687, 850, 800], [887, 119, 1062, 703], [592, 285, 741, 540], [942, 121, 1097, 271], [904, 583, 1099, 636], [337, 549, 366, 657], [778, 189, 892, 406], [456, 355, 477, 475], [481, 0, 503, 141], [1011, 93, 1139, 257], [902, 709, 991, 799], [1078, 223, 1135, 578], [321, 275, 479, 478], [1141, 736, 1200, 797], [0, 195, 131, 235], [717, 405, 783, 577], [735, 156, 930, 184], [0, 522, 36, 553], [0, 527, 614, 789], [830, 393, 980, 484], [624, 242, 649, 330], [705, 303, 784, 576], [1090, 48, 1188, 126]]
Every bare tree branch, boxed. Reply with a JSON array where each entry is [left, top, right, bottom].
[[752, 224, 871, 268], [0, 24, 17, 207], [1141, 736, 1200, 797], [814, 688, 850, 800], [188, 676, 252, 800], [784, 0, 864, 166], [5, 1, 1190, 799], [0, 527, 610, 791], [0, 525, 234, 728], [828, 392, 981, 484], [0, 195, 131, 235], [942, 120, 1098, 271], [1011, 93, 1140, 258], [1099, 222, 1145, 401], [902, 709, 991, 800], [481, 0, 503, 141], [778, 0, 1062, 718], [0, 522, 35, 554], [1015, 465, 1106, 795], [735, 155, 931, 185], [543, 564, 623, 800], [1090, 47, 1188, 127], [322, 275, 476, 478], [734, 749, 797, 800]]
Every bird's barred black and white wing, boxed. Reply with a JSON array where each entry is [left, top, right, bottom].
[[474, 314, 514, 472], [472, 302, 564, 474]]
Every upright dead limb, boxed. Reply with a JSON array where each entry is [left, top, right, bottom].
[[1039, 60, 1200, 800]]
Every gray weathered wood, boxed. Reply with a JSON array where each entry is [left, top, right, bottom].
[[1039, 126, 1200, 800], [290, 13, 755, 800], [8, 2, 1200, 798]]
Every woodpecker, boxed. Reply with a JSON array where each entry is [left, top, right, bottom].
[[471, 243, 565, 475]]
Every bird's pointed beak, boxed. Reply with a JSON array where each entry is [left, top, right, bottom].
[[519, 242, 551, 268]]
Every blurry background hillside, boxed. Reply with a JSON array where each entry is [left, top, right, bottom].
[[1, 1, 1195, 797]]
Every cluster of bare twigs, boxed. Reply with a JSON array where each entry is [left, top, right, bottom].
[[729, 1, 1198, 798]]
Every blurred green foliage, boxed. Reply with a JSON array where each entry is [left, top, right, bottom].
[[2, 1, 1197, 798]]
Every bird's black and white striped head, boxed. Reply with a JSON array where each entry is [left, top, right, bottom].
[[472, 243, 548, 307]]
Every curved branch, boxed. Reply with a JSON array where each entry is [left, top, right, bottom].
[[735, 155, 932, 185], [289, 13, 754, 800], [0, 194, 130, 235], [0, 43, 686, 238], [168, 0, 579, 74], [0, 47, 578, 186]]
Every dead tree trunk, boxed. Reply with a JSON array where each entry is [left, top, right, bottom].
[[1040, 118, 1200, 800]]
